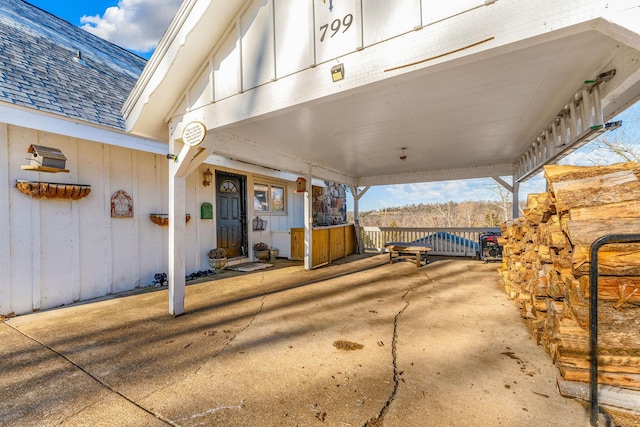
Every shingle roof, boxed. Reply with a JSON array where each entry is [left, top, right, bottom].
[[0, 0, 146, 130]]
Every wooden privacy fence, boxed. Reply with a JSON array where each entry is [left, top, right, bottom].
[[361, 227, 500, 257], [291, 224, 357, 268]]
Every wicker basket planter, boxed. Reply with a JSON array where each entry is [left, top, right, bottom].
[[16, 180, 91, 200], [150, 213, 191, 226]]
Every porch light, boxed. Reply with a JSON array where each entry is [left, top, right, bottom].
[[331, 63, 344, 82], [253, 216, 267, 231], [203, 168, 213, 186]]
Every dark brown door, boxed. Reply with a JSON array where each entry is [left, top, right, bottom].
[[216, 173, 245, 258]]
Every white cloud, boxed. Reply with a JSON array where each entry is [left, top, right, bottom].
[[80, 0, 182, 54], [382, 179, 504, 206]]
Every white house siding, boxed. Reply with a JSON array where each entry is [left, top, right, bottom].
[[0, 121, 304, 316], [246, 174, 303, 259], [0, 123, 172, 315], [0, 124, 11, 316]]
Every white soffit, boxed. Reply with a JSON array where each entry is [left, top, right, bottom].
[[125, 0, 640, 185]]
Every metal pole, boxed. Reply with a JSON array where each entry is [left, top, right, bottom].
[[589, 233, 640, 426]]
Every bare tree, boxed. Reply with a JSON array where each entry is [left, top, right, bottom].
[[458, 201, 478, 227], [593, 132, 640, 163], [434, 202, 459, 227], [485, 181, 512, 223], [579, 107, 640, 163]]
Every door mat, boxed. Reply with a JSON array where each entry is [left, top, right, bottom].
[[226, 262, 273, 272]]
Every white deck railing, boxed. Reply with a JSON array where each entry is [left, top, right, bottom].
[[361, 227, 500, 257]]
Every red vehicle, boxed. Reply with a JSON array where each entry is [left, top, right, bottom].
[[477, 231, 502, 262]]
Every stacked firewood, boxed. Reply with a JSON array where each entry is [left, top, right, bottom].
[[500, 162, 640, 391]]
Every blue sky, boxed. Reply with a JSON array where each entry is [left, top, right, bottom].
[[25, 0, 640, 212]]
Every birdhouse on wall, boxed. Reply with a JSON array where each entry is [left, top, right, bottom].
[[22, 145, 69, 173], [295, 177, 307, 193]]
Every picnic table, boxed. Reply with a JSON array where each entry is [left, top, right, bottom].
[[384, 242, 432, 267]]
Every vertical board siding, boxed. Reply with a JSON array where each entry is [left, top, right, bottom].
[[0, 124, 12, 315], [274, 0, 313, 78], [77, 141, 109, 301], [109, 146, 137, 293], [422, 0, 484, 25], [213, 26, 241, 102], [189, 65, 213, 111], [362, 0, 420, 46], [188, 0, 490, 112], [8, 125, 37, 314], [198, 164, 216, 268], [1, 125, 175, 314], [241, 0, 275, 90]]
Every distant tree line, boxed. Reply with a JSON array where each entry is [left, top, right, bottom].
[[350, 200, 517, 228]]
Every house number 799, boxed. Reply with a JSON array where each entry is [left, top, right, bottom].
[[319, 14, 354, 42]]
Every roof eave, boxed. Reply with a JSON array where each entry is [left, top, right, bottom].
[[122, 0, 248, 140]]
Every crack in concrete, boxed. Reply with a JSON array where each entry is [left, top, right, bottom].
[[4, 322, 178, 426], [5, 270, 271, 427], [363, 286, 415, 427], [218, 268, 268, 352], [173, 400, 245, 423], [138, 270, 270, 425], [165, 271, 269, 425]]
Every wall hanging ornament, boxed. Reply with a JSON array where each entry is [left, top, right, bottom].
[[111, 190, 133, 218]]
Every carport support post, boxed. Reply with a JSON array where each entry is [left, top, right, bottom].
[[512, 180, 520, 219], [166, 136, 204, 316], [350, 186, 369, 254], [304, 167, 313, 270], [492, 176, 520, 220], [350, 186, 370, 222], [168, 158, 186, 316]]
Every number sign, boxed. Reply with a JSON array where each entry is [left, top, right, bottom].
[[314, 0, 361, 63]]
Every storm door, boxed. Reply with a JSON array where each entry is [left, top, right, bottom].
[[216, 173, 247, 258]]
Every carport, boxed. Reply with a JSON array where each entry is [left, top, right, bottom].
[[122, 0, 640, 316]]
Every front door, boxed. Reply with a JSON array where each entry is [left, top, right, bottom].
[[216, 173, 246, 258]]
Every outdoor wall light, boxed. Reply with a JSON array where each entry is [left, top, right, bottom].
[[253, 216, 267, 231], [331, 63, 344, 82], [400, 147, 407, 161], [166, 153, 177, 161], [203, 168, 213, 186]]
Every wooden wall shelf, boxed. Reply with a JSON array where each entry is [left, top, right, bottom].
[[16, 180, 90, 200], [21, 165, 69, 173]]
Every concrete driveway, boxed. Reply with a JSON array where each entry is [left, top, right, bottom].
[[1, 254, 590, 426]]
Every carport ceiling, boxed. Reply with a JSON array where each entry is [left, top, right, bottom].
[[214, 29, 628, 184]]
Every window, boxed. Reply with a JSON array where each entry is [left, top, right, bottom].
[[254, 183, 285, 212], [271, 186, 284, 211], [220, 180, 238, 193]]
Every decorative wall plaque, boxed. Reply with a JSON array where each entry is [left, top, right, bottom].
[[182, 121, 206, 147], [111, 190, 133, 218]]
